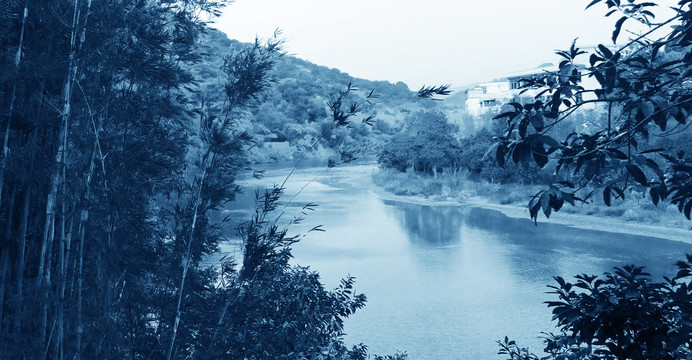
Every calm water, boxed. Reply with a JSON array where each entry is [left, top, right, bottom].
[[219, 163, 692, 360]]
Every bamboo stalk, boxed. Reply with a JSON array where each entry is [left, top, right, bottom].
[[0, 248, 8, 335], [166, 165, 209, 360], [74, 110, 99, 360], [0, 189, 15, 331], [0, 0, 29, 206], [38, 0, 81, 345], [13, 185, 29, 334]]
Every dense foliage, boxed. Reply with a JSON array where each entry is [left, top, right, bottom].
[[0, 1, 401, 359], [458, 122, 556, 185], [495, 1, 692, 359], [205, 35, 440, 163], [499, 257, 692, 360], [493, 0, 692, 223], [200, 187, 374, 359], [378, 111, 461, 175]]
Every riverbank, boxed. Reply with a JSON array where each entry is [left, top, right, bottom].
[[371, 168, 692, 244]]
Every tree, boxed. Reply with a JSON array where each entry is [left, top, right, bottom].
[[493, 0, 692, 223], [458, 122, 555, 185], [196, 186, 374, 360], [492, 1, 692, 359], [0, 1, 415, 357], [378, 111, 461, 175]]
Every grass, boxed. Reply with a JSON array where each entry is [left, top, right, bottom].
[[372, 167, 687, 228], [371, 167, 540, 204]]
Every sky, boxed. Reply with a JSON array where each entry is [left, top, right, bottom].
[[212, 0, 658, 90]]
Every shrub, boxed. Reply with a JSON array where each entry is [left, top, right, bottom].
[[458, 126, 554, 185], [377, 111, 461, 175], [499, 256, 692, 360]]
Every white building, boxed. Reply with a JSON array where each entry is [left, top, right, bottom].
[[464, 63, 602, 117], [464, 65, 560, 116]]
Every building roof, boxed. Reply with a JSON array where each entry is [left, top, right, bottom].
[[505, 65, 558, 80]]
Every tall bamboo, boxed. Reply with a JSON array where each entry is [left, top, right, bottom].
[[13, 185, 29, 334], [0, 248, 8, 334], [0, 0, 29, 206], [166, 164, 209, 360], [75, 107, 100, 360], [38, 0, 81, 345], [38, 0, 80, 287], [0, 189, 15, 331]]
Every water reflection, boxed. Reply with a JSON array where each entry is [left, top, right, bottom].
[[462, 207, 690, 278], [380, 200, 692, 283], [382, 199, 464, 246]]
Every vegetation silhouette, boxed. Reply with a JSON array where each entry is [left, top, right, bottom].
[[494, 1, 692, 358]]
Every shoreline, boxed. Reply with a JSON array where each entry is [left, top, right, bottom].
[[369, 184, 692, 245]]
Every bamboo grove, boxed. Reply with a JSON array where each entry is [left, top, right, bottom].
[[0, 1, 376, 359]]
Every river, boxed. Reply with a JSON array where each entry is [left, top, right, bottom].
[[218, 162, 692, 360]]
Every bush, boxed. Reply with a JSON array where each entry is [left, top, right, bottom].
[[458, 126, 554, 185], [378, 135, 416, 172], [499, 256, 692, 360], [377, 111, 461, 175]]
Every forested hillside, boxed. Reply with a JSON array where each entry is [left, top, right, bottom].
[[196, 29, 443, 163]]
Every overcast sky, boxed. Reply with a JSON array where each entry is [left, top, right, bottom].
[[213, 0, 653, 90]]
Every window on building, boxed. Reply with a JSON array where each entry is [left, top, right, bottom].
[[510, 79, 520, 90]]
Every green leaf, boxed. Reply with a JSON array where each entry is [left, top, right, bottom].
[[533, 146, 549, 168], [541, 192, 552, 218], [493, 111, 517, 120], [549, 191, 565, 212], [605, 148, 627, 160], [639, 148, 664, 154], [530, 113, 545, 132], [519, 118, 529, 138], [625, 163, 647, 186], [518, 143, 531, 166], [603, 187, 612, 206], [529, 199, 541, 223], [638, 2, 658, 8], [496, 144, 506, 167], [644, 158, 664, 181], [598, 44, 613, 59], [650, 187, 659, 206], [590, 53, 605, 66], [612, 16, 627, 43], [540, 135, 560, 150]]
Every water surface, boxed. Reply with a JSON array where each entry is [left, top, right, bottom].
[[221, 163, 692, 360]]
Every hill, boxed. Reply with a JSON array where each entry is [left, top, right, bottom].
[[195, 29, 449, 163]]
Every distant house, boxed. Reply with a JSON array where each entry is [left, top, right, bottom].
[[465, 44, 634, 117], [464, 65, 562, 117], [464, 63, 603, 117]]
